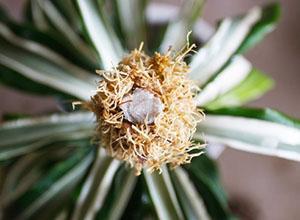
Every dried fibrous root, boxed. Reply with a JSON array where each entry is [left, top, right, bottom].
[[86, 43, 205, 175]]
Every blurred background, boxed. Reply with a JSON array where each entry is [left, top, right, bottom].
[[0, 0, 299, 219]]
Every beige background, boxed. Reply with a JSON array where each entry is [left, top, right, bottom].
[[0, 0, 300, 219]]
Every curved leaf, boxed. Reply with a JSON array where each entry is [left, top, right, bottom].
[[121, 176, 157, 219], [171, 167, 211, 220], [238, 3, 281, 53], [144, 166, 184, 220], [189, 3, 279, 86], [206, 107, 300, 129], [160, 0, 205, 52], [76, 0, 123, 69], [96, 167, 137, 220], [3, 148, 93, 220], [189, 6, 262, 84], [114, 0, 148, 50], [36, 0, 97, 63], [72, 149, 120, 220], [0, 112, 93, 160], [23, 0, 98, 68], [204, 68, 273, 109], [196, 109, 300, 161], [184, 154, 233, 219], [0, 36, 95, 100], [195, 56, 251, 106]]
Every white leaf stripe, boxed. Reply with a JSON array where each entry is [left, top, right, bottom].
[[0, 130, 91, 160], [0, 43, 95, 100], [144, 166, 184, 220], [173, 168, 211, 220], [106, 170, 137, 220], [85, 160, 120, 220], [76, 0, 122, 70], [189, 7, 262, 85], [202, 116, 300, 145], [195, 115, 300, 161], [116, 0, 146, 49], [203, 69, 273, 109], [29, 0, 48, 30], [204, 135, 300, 162], [0, 112, 92, 129], [195, 56, 251, 106], [0, 21, 97, 84], [159, 0, 205, 52], [72, 149, 120, 220], [19, 152, 93, 219], [0, 112, 93, 146], [36, 0, 97, 63]]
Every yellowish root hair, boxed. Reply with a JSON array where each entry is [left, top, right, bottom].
[[86, 43, 204, 175]]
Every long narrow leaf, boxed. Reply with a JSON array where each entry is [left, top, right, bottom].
[[189, 6, 262, 84], [3, 149, 93, 220], [96, 168, 137, 220], [0, 112, 93, 160], [24, 0, 48, 30], [205, 68, 273, 109], [195, 111, 300, 161], [114, 0, 148, 50], [207, 107, 300, 129], [184, 155, 233, 219], [238, 3, 280, 53], [160, 0, 205, 52], [1, 148, 80, 206], [120, 177, 158, 219], [144, 166, 184, 220], [195, 56, 251, 106], [50, 0, 82, 33], [0, 36, 95, 100], [76, 0, 123, 69], [36, 0, 97, 63], [0, 20, 97, 82], [171, 167, 211, 220], [20, 2, 98, 70], [72, 149, 120, 220]]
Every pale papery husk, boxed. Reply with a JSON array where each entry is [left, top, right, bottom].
[[86, 43, 204, 175]]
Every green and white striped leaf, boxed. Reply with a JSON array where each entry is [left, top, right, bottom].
[[21, 1, 98, 71], [50, 0, 82, 33], [160, 0, 205, 52], [96, 167, 137, 220], [144, 166, 184, 220], [204, 68, 273, 109], [120, 176, 158, 219], [24, 0, 49, 30], [0, 19, 97, 81], [3, 149, 93, 220], [0, 148, 78, 207], [0, 112, 93, 160], [184, 154, 233, 219], [171, 167, 211, 220], [196, 108, 300, 161], [35, 0, 97, 63], [189, 6, 262, 84], [207, 107, 300, 129], [0, 35, 96, 100], [238, 3, 280, 53], [72, 149, 120, 220], [76, 0, 123, 69], [114, 0, 148, 50], [195, 56, 252, 106]]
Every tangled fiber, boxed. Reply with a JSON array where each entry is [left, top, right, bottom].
[[86, 43, 204, 175]]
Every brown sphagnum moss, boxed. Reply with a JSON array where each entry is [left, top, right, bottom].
[[86, 43, 204, 175]]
